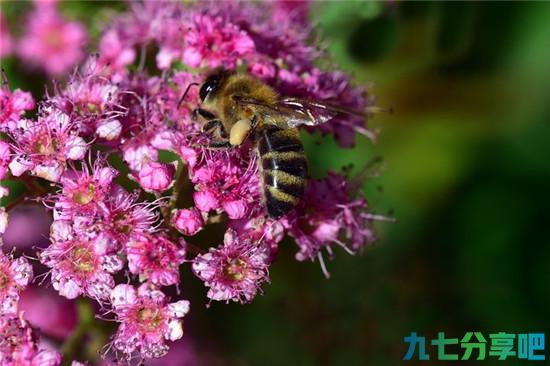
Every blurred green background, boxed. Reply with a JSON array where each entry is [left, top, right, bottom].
[[3, 1, 550, 365]]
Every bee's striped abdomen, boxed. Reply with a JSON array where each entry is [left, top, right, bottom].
[[257, 125, 307, 218]]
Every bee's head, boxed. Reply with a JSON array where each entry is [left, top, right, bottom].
[[199, 70, 230, 102]]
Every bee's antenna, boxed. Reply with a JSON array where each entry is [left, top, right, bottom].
[[177, 82, 199, 108]]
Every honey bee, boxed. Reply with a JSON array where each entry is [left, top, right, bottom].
[[189, 70, 365, 218]]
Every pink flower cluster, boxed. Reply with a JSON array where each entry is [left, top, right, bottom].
[[0, 239, 60, 365], [1, 0, 387, 363], [0, 243, 32, 316], [109, 284, 190, 359], [0, 312, 61, 366], [2, 1, 87, 76]]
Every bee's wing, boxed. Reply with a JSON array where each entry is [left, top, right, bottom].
[[235, 96, 364, 128]]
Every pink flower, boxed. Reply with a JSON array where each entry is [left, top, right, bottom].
[[52, 160, 117, 221], [155, 71, 201, 123], [229, 215, 285, 261], [97, 29, 136, 78], [285, 172, 380, 277], [0, 312, 61, 366], [53, 70, 125, 140], [222, 199, 248, 220], [123, 143, 158, 171], [303, 69, 374, 147], [134, 161, 175, 193], [0, 250, 33, 315], [109, 283, 190, 359], [0, 141, 11, 180], [40, 221, 123, 300], [187, 147, 261, 218], [248, 61, 277, 81], [193, 190, 219, 213], [8, 109, 88, 182], [192, 229, 271, 303], [126, 234, 185, 287], [182, 14, 255, 69], [0, 75, 35, 131], [172, 208, 204, 236], [150, 5, 188, 70], [178, 145, 199, 169], [271, 0, 311, 27], [99, 186, 159, 246], [18, 4, 87, 76], [0, 12, 12, 58]]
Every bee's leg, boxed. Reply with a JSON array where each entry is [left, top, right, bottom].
[[192, 108, 228, 137], [192, 108, 217, 123], [201, 118, 232, 150], [192, 134, 232, 150], [202, 119, 225, 134], [249, 115, 259, 129], [190, 108, 233, 149], [207, 140, 232, 149]]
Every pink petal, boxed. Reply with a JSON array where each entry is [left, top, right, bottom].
[[10, 257, 33, 287], [96, 119, 122, 140], [193, 190, 219, 212], [96, 166, 117, 186], [165, 319, 183, 341], [179, 146, 198, 168], [0, 186, 9, 198], [50, 220, 72, 242], [0, 207, 8, 234], [9, 157, 33, 177], [34, 163, 64, 182], [137, 283, 165, 303], [110, 284, 137, 309], [167, 300, 190, 318], [151, 131, 176, 150], [222, 199, 247, 219], [31, 349, 62, 366], [123, 144, 157, 171], [156, 48, 179, 69], [182, 48, 202, 68], [65, 136, 88, 160], [56, 278, 82, 299], [12, 90, 35, 111]]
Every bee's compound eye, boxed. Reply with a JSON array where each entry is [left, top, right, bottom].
[[199, 75, 220, 101]]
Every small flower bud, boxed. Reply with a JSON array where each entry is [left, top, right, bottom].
[[173, 208, 204, 236], [135, 162, 175, 192], [193, 190, 219, 212], [222, 199, 248, 220]]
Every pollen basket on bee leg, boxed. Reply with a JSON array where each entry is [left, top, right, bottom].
[[229, 119, 252, 146]]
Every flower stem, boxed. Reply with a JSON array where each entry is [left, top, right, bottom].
[[60, 298, 95, 365], [20, 175, 49, 196], [4, 175, 50, 211], [5, 195, 26, 211], [168, 161, 188, 212]]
